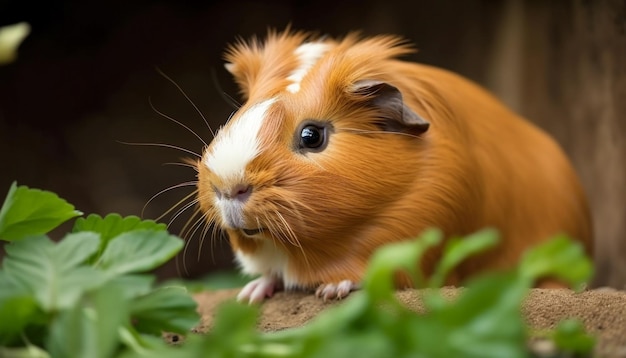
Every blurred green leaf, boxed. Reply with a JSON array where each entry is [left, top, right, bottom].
[[98, 230, 183, 276], [47, 283, 128, 358], [3, 233, 104, 311], [0, 182, 82, 241], [423, 273, 528, 358], [0, 271, 40, 345], [0, 22, 31, 65], [430, 228, 499, 287], [0, 345, 49, 358], [552, 319, 595, 354], [161, 271, 252, 293], [130, 286, 199, 335], [364, 228, 442, 301], [519, 235, 593, 289], [111, 274, 156, 300]]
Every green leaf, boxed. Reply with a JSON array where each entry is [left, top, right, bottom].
[[111, 274, 156, 300], [0, 345, 50, 358], [47, 283, 129, 358], [205, 300, 261, 352], [130, 286, 199, 335], [0, 271, 40, 345], [429, 228, 499, 287], [0, 182, 82, 241], [518, 235, 593, 289], [98, 230, 184, 276], [364, 228, 442, 301], [3, 233, 104, 311], [552, 319, 595, 354], [0, 22, 31, 65], [425, 273, 528, 358], [72, 213, 166, 254]]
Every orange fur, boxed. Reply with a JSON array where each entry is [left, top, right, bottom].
[[197, 30, 593, 291]]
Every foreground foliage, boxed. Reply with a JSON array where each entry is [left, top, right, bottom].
[[0, 182, 594, 357], [0, 182, 199, 357]]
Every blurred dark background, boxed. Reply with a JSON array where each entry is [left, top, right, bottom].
[[0, 0, 624, 288]]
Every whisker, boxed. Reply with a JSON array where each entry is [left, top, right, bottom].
[[155, 67, 216, 138], [176, 200, 202, 277], [117, 140, 201, 159], [179, 206, 207, 265], [181, 235, 191, 277], [262, 212, 279, 249], [154, 189, 198, 222], [180, 205, 203, 239], [162, 162, 199, 172], [339, 127, 423, 139], [191, 213, 211, 262], [225, 110, 237, 125], [210, 67, 241, 110], [276, 200, 308, 226], [274, 199, 312, 268], [209, 217, 224, 264], [273, 211, 297, 247], [197, 212, 218, 264], [148, 97, 209, 147], [175, 247, 184, 277], [168, 197, 200, 228], [142, 181, 197, 219]]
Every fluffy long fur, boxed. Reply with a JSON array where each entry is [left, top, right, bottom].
[[197, 30, 593, 290]]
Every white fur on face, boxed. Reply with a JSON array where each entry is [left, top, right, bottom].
[[204, 98, 277, 181], [286, 42, 331, 93]]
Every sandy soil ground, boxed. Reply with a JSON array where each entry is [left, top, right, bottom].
[[190, 288, 626, 357]]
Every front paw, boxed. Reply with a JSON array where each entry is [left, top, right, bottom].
[[237, 276, 283, 304], [315, 280, 359, 301]]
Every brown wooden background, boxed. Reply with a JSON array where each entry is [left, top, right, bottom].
[[0, 0, 624, 288]]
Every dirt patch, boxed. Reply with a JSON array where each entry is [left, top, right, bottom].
[[191, 288, 626, 357]]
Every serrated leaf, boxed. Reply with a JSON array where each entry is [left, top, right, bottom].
[[99, 230, 183, 276], [0, 182, 82, 241], [429, 228, 499, 287], [3, 233, 104, 311], [72, 214, 166, 254], [130, 286, 199, 335], [47, 283, 128, 358], [519, 235, 593, 289]]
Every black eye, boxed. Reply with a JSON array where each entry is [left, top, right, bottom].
[[300, 125, 325, 149]]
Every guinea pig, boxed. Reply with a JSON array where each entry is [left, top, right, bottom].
[[195, 30, 593, 303]]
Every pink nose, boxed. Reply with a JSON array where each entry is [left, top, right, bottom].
[[215, 184, 252, 202]]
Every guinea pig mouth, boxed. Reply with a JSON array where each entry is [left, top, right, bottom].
[[242, 228, 263, 237]]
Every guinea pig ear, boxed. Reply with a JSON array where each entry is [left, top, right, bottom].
[[352, 80, 430, 136]]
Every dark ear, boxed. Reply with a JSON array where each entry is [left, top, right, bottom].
[[352, 80, 429, 136]]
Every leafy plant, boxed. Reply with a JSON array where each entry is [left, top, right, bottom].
[[121, 230, 595, 358], [0, 182, 81, 241], [0, 182, 595, 358], [0, 182, 199, 357]]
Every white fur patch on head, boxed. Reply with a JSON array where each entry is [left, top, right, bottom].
[[205, 98, 277, 180], [286, 42, 331, 93]]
